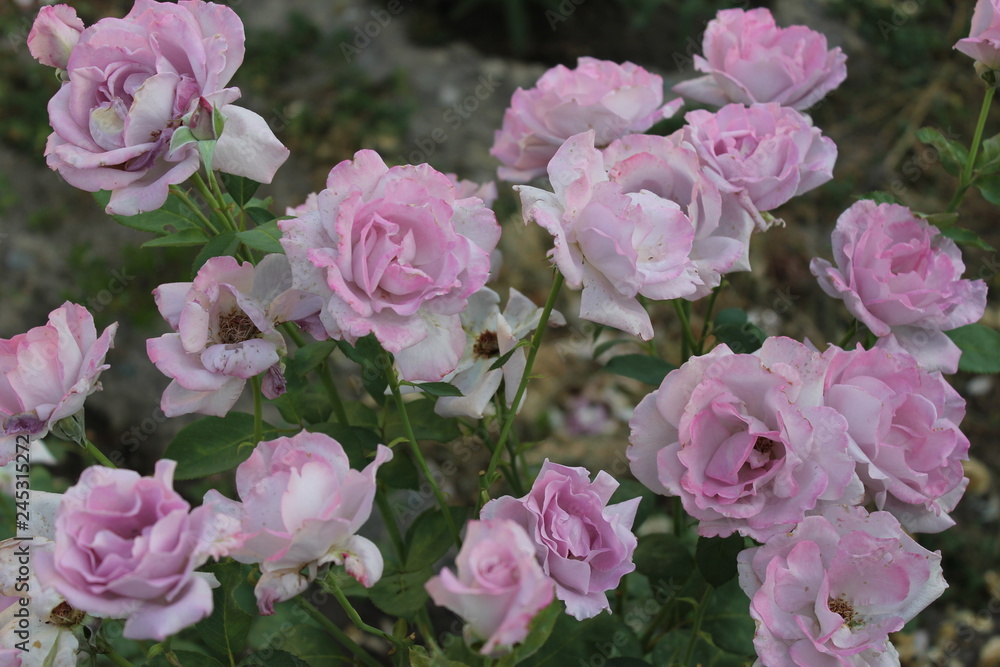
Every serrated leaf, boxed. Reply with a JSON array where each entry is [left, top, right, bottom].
[[696, 535, 745, 587], [369, 565, 433, 618], [141, 227, 210, 248], [634, 533, 694, 589], [711, 308, 766, 354], [246, 207, 277, 225], [405, 381, 464, 397], [405, 506, 468, 570], [940, 225, 996, 250], [519, 614, 639, 666], [337, 336, 389, 405], [192, 230, 240, 275], [603, 354, 676, 386], [238, 220, 284, 253], [948, 323, 1000, 373], [271, 384, 332, 425], [289, 341, 338, 377], [222, 174, 262, 208], [94, 190, 202, 234], [488, 345, 521, 371], [976, 172, 1000, 205], [268, 625, 348, 667], [701, 578, 756, 658], [164, 413, 278, 479], [976, 133, 1000, 176], [496, 601, 561, 666], [915, 127, 968, 177], [197, 561, 254, 663]]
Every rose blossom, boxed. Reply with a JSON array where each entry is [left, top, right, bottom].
[[681, 103, 837, 224], [627, 337, 862, 541], [955, 0, 1000, 70], [824, 343, 969, 533], [203, 431, 392, 614], [517, 130, 755, 339], [1, 538, 80, 667], [673, 8, 847, 110], [810, 200, 987, 373], [147, 254, 318, 417], [738, 505, 946, 666], [1, 302, 116, 465], [35, 0, 289, 215], [35, 461, 223, 641], [491, 57, 683, 182], [279, 150, 501, 382], [431, 287, 565, 420], [425, 519, 554, 656], [481, 460, 639, 620], [26, 4, 83, 70]]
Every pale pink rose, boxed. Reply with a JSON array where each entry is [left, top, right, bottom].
[[823, 343, 969, 533], [426, 519, 554, 657], [492, 57, 683, 182], [447, 173, 499, 209], [517, 130, 754, 339], [34, 461, 221, 641], [0, 302, 116, 465], [682, 103, 837, 225], [147, 254, 318, 417], [431, 287, 565, 420], [627, 337, 862, 541], [202, 432, 392, 615], [27, 4, 83, 69], [810, 200, 987, 374], [738, 505, 946, 666], [279, 150, 501, 382], [0, 538, 80, 667], [481, 460, 639, 620], [40, 0, 289, 216], [955, 0, 1000, 70], [674, 8, 847, 110]]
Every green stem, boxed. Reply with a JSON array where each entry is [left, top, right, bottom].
[[281, 321, 307, 348], [101, 642, 134, 667], [251, 376, 263, 444], [207, 167, 241, 232], [320, 360, 350, 426], [698, 281, 727, 351], [672, 299, 699, 359], [639, 580, 683, 652], [191, 172, 234, 232], [482, 272, 564, 498], [82, 437, 117, 469], [387, 363, 462, 548], [295, 598, 383, 667], [169, 185, 220, 235], [950, 84, 996, 212], [328, 580, 404, 648], [683, 586, 714, 667], [672, 497, 684, 538], [376, 487, 406, 562], [836, 319, 859, 349]]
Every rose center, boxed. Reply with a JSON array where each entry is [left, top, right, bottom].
[[217, 311, 260, 345], [753, 436, 779, 455], [828, 597, 861, 628], [473, 330, 500, 359], [49, 601, 86, 627]]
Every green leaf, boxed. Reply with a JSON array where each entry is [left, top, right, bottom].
[[856, 190, 901, 205], [696, 535, 745, 587], [604, 660, 654, 667], [192, 230, 240, 275], [701, 578, 756, 658], [488, 344, 521, 371], [405, 506, 468, 570], [197, 560, 255, 663], [711, 308, 766, 354], [369, 565, 433, 618], [289, 341, 338, 377], [239, 650, 311, 667], [404, 381, 464, 397], [603, 354, 676, 386], [148, 651, 225, 667], [915, 127, 968, 177], [385, 398, 462, 443], [940, 225, 996, 250], [948, 323, 1000, 373], [651, 628, 749, 667], [593, 337, 637, 359], [264, 625, 348, 667], [238, 220, 284, 253], [95, 191, 202, 234], [222, 174, 262, 208], [164, 413, 278, 479], [976, 133, 1000, 176], [337, 335, 389, 405], [409, 646, 470, 667], [634, 533, 694, 590], [246, 206, 278, 225], [975, 171, 1000, 205], [141, 227, 210, 248], [271, 384, 332, 425], [496, 601, 562, 667], [519, 614, 640, 666]]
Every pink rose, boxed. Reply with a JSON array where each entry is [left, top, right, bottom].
[[41, 0, 289, 215], [627, 337, 862, 541], [738, 505, 946, 666], [1, 302, 116, 465], [491, 57, 683, 182], [674, 8, 847, 110], [426, 519, 554, 656], [447, 173, 499, 209], [810, 200, 987, 373], [481, 460, 638, 620], [27, 4, 83, 70], [147, 255, 317, 417], [517, 130, 754, 339], [682, 103, 837, 224], [955, 0, 1000, 70], [35, 461, 220, 641], [279, 150, 501, 382], [203, 432, 392, 614], [824, 344, 969, 533]]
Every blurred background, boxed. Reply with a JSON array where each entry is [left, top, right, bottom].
[[2, 0, 999, 664]]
